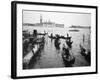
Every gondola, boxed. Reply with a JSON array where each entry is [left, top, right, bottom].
[[85, 51, 91, 64], [49, 36, 57, 39], [80, 45, 87, 56], [59, 36, 67, 39], [62, 47, 75, 67], [66, 40, 73, 48], [80, 45, 91, 64], [37, 33, 46, 36], [54, 38, 60, 50], [54, 41, 60, 50]]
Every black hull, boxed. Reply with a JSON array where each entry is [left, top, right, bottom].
[[49, 36, 56, 39], [62, 53, 75, 67], [80, 45, 91, 65]]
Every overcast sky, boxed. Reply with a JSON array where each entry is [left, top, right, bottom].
[[23, 10, 91, 27]]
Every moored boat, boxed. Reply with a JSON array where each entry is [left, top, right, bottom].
[[80, 44, 91, 65], [69, 29, 79, 32], [49, 36, 56, 39], [62, 47, 75, 67]]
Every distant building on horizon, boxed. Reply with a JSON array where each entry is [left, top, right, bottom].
[[23, 15, 64, 28], [69, 25, 91, 29]]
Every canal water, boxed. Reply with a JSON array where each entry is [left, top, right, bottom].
[[31, 35, 65, 69], [23, 26, 90, 69]]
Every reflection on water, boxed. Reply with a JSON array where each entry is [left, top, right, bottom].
[[23, 26, 91, 69]]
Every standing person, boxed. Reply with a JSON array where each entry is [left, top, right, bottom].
[[67, 33, 69, 37], [33, 29, 37, 38], [54, 35, 60, 50], [66, 33, 73, 48], [66, 33, 71, 42], [50, 33, 53, 42]]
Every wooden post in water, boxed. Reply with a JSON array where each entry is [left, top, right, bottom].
[[83, 34, 85, 45]]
